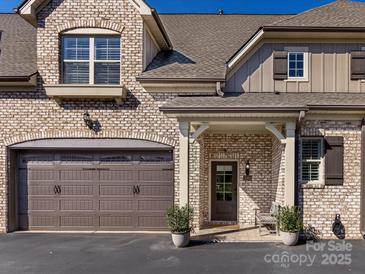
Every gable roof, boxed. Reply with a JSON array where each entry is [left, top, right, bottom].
[[0, 14, 37, 79], [226, 0, 365, 74], [17, 0, 172, 50], [138, 14, 290, 82], [269, 0, 365, 28]]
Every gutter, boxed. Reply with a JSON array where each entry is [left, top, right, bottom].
[[262, 26, 365, 33], [0, 75, 32, 82], [151, 9, 173, 50], [307, 105, 365, 111], [137, 77, 225, 83], [160, 106, 308, 114]]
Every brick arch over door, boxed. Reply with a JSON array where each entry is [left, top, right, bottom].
[[57, 19, 125, 34], [4, 130, 177, 148]]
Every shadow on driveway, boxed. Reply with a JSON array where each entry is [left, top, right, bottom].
[[0, 233, 363, 274]]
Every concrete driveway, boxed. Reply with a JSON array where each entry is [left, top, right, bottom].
[[0, 233, 363, 274]]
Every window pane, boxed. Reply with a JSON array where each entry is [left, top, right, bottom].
[[95, 37, 120, 60], [302, 162, 320, 181], [289, 69, 296, 77], [301, 139, 322, 182], [288, 52, 305, 77], [215, 165, 234, 201], [63, 37, 89, 60], [296, 53, 304, 61], [289, 53, 296, 61], [302, 139, 321, 160], [63, 63, 89, 84], [95, 63, 120, 84]]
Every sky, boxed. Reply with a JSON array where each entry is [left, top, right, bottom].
[[1, 0, 365, 14]]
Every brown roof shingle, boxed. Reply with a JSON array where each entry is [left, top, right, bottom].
[[0, 14, 37, 78], [270, 0, 365, 28], [139, 14, 290, 81], [161, 92, 365, 112]]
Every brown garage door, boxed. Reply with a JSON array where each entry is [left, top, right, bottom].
[[18, 151, 174, 231]]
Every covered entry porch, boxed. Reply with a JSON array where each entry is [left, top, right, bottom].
[[160, 94, 304, 230], [182, 120, 297, 230]]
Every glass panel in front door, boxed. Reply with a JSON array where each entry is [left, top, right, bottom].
[[216, 165, 233, 201]]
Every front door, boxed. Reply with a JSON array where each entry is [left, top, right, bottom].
[[211, 162, 237, 221]]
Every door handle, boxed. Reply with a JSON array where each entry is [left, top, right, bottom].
[[133, 186, 137, 195], [54, 185, 61, 195], [137, 186, 141, 194]]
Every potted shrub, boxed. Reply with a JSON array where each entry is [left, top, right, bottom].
[[279, 206, 303, 246], [166, 205, 193, 248]]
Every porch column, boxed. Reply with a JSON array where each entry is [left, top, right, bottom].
[[284, 122, 296, 206], [179, 121, 190, 207]]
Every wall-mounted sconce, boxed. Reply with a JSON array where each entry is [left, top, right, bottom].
[[83, 112, 101, 133], [245, 161, 250, 176]]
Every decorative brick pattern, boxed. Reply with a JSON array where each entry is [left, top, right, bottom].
[[299, 120, 362, 239]]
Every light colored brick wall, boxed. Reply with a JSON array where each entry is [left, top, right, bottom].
[[199, 133, 274, 227], [0, 0, 181, 232], [299, 120, 362, 239]]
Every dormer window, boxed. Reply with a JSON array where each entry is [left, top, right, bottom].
[[62, 36, 120, 85]]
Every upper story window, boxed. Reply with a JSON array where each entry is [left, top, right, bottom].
[[62, 36, 120, 85], [288, 52, 304, 78], [301, 138, 324, 184]]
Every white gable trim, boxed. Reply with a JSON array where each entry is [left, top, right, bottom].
[[128, 0, 152, 15], [226, 29, 264, 70]]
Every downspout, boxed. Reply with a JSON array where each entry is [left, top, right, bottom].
[[361, 119, 365, 239], [216, 82, 224, 97]]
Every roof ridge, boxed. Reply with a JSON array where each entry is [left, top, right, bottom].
[[159, 13, 296, 16], [267, 0, 340, 26]]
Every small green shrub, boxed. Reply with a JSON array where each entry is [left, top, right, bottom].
[[166, 205, 193, 233], [279, 206, 303, 233]]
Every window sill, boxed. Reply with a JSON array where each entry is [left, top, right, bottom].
[[300, 182, 325, 189], [44, 84, 128, 104], [285, 78, 309, 82]]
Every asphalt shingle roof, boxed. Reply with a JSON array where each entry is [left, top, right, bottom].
[[0, 14, 36, 78], [140, 14, 290, 81], [141, 1, 365, 81], [161, 92, 365, 112], [270, 0, 365, 28]]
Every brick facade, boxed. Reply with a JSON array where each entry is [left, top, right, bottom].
[[0, 0, 181, 232], [0, 0, 363, 240], [299, 120, 362, 239], [196, 133, 278, 227]]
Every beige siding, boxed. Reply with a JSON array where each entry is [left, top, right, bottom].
[[226, 42, 365, 93], [143, 26, 159, 69]]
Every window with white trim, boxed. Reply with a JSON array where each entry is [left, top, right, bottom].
[[62, 36, 120, 85], [288, 52, 305, 78], [301, 138, 324, 183]]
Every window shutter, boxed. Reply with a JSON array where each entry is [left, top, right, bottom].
[[325, 136, 344, 186], [351, 51, 365, 80], [273, 51, 288, 80]]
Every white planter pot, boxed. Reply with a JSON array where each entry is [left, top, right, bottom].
[[281, 231, 299, 246], [171, 232, 190, 248]]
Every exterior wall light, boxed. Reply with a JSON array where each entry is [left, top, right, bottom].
[[83, 112, 101, 133], [245, 161, 250, 176]]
